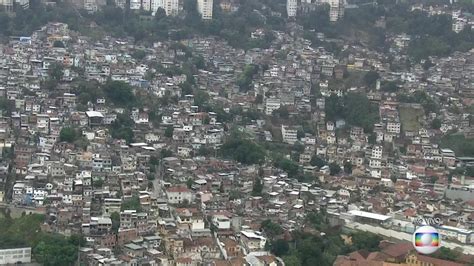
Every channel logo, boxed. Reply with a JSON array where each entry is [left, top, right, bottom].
[[412, 226, 441, 254]]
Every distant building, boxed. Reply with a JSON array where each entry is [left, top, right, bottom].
[[265, 98, 281, 115], [287, 0, 297, 17], [325, 0, 345, 22], [197, 0, 213, 19], [151, 0, 180, 16], [281, 125, 298, 144], [84, 0, 99, 13], [0, 0, 14, 13], [0, 247, 32, 264]]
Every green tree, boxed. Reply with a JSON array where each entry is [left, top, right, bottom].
[[343, 161, 353, 174], [59, 127, 77, 143], [103, 80, 136, 107], [48, 62, 64, 82], [132, 49, 146, 60], [221, 132, 265, 165], [329, 162, 341, 176], [252, 177, 263, 196], [187, 178, 194, 189], [274, 158, 299, 178], [363, 71, 380, 88], [160, 149, 173, 158], [237, 64, 259, 92], [310, 154, 326, 168], [109, 113, 134, 143], [325, 94, 343, 122], [121, 195, 142, 212], [350, 231, 382, 252], [270, 239, 289, 256], [110, 212, 120, 233], [273, 106, 289, 119], [431, 118, 442, 129], [283, 255, 301, 266], [53, 40, 65, 48], [0, 98, 14, 116], [261, 219, 284, 238], [343, 92, 379, 132], [432, 247, 459, 261], [164, 126, 174, 138]]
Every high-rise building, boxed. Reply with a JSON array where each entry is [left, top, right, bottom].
[[114, 0, 126, 9], [15, 0, 29, 9], [0, 0, 14, 13], [130, 0, 141, 10], [197, 0, 213, 20], [84, 0, 99, 13], [151, 0, 179, 16], [287, 0, 297, 17], [142, 0, 151, 11], [327, 0, 345, 22]]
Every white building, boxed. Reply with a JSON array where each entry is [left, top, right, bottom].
[[287, 0, 297, 17], [0, 0, 14, 12], [281, 125, 298, 144], [371, 145, 383, 160], [212, 214, 231, 230], [151, 0, 180, 16], [325, 0, 345, 22], [166, 186, 193, 204], [130, 0, 141, 9], [0, 248, 32, 264], [115, 0, 126, 9], [386, 122, 400, 134], [265, 98, 281, 115], [197, 0, 213, 19], [84, 0, 98, 13]]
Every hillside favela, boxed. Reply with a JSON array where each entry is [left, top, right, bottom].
[[0, 0, 473, 265]]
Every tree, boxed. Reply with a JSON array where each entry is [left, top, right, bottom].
[[363, 71, 380, 88], [329, 163, 341, 176], [343, 161, 353, 174], [466, 166, 474, 177], [221, 133, 265, 165], [0, 98, 14, 116], [343, 93, 379, 132], [310, 155, 326, 168], [381, 81, 398, 92], [187, 178, 194, 189], [261, 219, 284, 238], [48, 62, 64, 83], [273, 106, 289, 119], [93, 178, 104, 188], [121, 195, 142, 212], [237, 64, 259, 92], [433, 247, 458, 261], [53, 40, 65, 48], [110, 212, 120, 233], [271, 239, 289, 256], [132, 49, 146, 60], [103, 80, 136, 107], [283, 255, 301, 266], [194, 90, 209, 107], [59, 127, 77, 143], [325, 94, 343, 122], [350, 231, 382, 251], [160, 149, 173, 158], [109, 113, 134, 143], [164, 126, 174, 138], [252, 177, 263, 196], [431, 118, 442, 129], [274, 158, 299, 178]]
